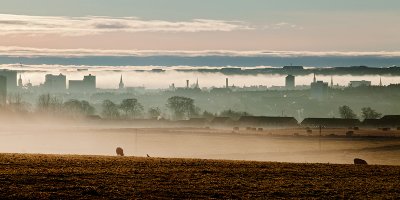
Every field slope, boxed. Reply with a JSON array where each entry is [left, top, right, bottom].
[[0, 154, 399, 199]]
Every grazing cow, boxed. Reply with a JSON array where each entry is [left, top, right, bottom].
[[354, 158, 368, 165], [116, 147, 124, 156]]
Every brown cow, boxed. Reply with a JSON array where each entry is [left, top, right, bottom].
[[116, 147, 124, 156], [354, 158, 367, 165]]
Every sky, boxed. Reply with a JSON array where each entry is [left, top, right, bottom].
[[0, 0, 399, 53]]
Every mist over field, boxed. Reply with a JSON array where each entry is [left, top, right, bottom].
[[0, 116, 399, 165]]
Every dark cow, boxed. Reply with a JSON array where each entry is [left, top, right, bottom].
[[116, 147, 124, 156], [354, 158, 368, 165]]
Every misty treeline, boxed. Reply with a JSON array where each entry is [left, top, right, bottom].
[[339, 105, 382, 120], [0, 93, 385, 121], [0, 94, 252, 120]]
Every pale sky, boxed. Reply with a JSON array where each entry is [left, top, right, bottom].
[[0, 0, 399, 55]]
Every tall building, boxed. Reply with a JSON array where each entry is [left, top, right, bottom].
[[119, 75, 124, 89], [0, 70, 17, 91], [285, 75, 295, 89], [0, 75, 7, 105], [69, 74, 96, 92], [44, 73, 66, 92], [226, 78, 229, 88], [311, 81, 328, 100]]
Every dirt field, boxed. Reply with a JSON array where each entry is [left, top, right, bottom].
[[0, 154, 399, 199]]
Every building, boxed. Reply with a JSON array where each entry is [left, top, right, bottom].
[[69, 74, 96, 92], [311, 81, 328, 100], [0, 70, 17, 91], [301, 118, 361, 128], [0, 76, 7, 105], [238, 116, 299, 128], [44, 73, 66, 92], [285, 75, 295, 89], [349, 80, 371, 88]]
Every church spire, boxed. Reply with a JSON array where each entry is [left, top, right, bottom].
[[330, 76, 333, 87], [18, 74, 23, 88], [379, 76, 382, 87], [313, 73, 316, 83], [119, 75, 124, 89]]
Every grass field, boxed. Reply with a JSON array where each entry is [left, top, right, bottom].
[[1, 154, 399, 199]]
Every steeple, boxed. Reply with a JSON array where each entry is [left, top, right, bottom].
[[195, 78, 199, 88], [379, 76, 383, 86], [313, 73, 316, 83], [118, 75, 124, 89], [330, 76, 333, 87], [18, 74, 23, 88]]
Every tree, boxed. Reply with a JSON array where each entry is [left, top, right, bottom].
[[37, 94, 63, 114], [101, 100, 120, 119], [8, 93, 30, 113], [148, 107, 161, 119], [219, 109, 251, 120], [63, 99, 95, 117], [338, 105, 357, 119], [119, 98, 143, 119], [361, 107, 382, 119], [80, 100, 95, 115], [202, 111, 215, 120], [166, 96, 198, 120]]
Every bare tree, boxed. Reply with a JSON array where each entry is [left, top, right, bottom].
[[37, 94, 63, 114]]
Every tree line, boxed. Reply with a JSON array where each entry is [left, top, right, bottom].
[[338, 105, 382, 120], [1, 93, 385, 121]]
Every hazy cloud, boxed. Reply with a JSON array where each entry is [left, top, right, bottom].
[[0, 14, 253, 36], [264, 22, 304, 30], [0, 46, 399, 58]]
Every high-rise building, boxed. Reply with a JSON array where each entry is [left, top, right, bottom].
[[285, 75, 295, 89], [44, 73, 66, 91], [69, 74, 96, 92], [0, 75, 7, 105], [0, 70, 17, 91], [311, 81, 328, 100]]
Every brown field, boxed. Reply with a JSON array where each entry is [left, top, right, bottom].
[[1, 154, 400, 199]]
